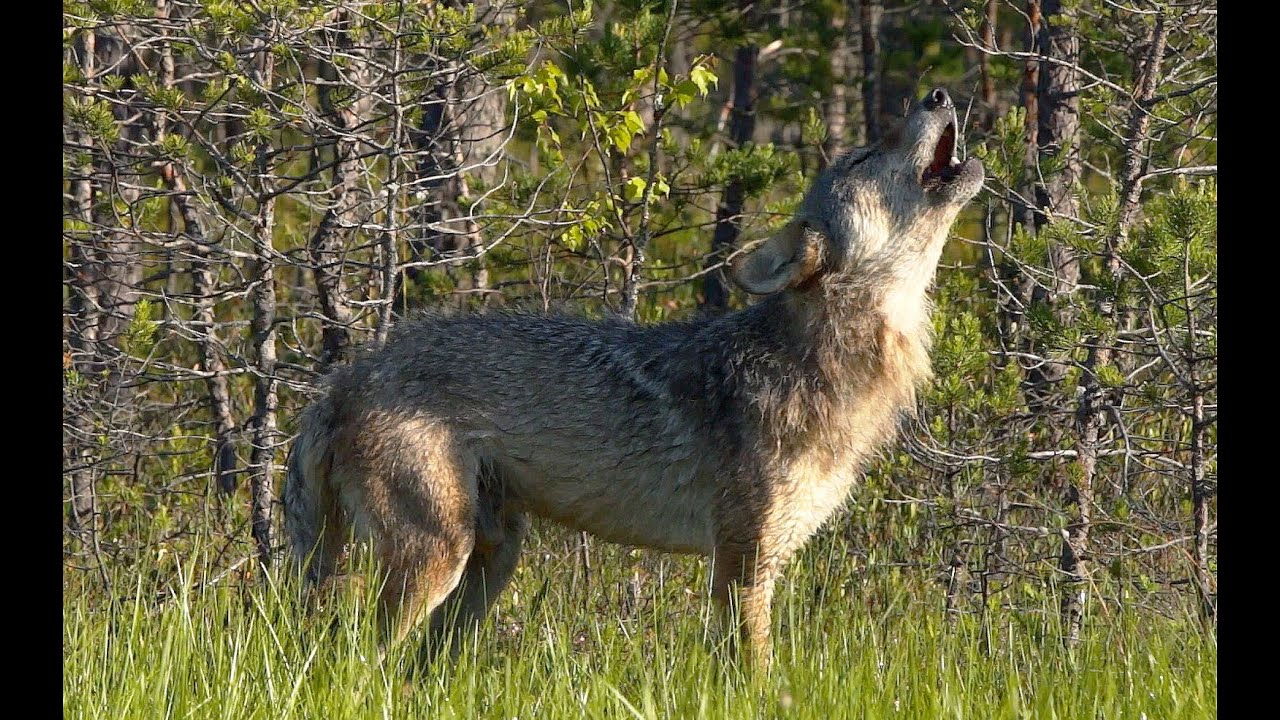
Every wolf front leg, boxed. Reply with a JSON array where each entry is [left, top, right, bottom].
[[711, 534, 782, 672]]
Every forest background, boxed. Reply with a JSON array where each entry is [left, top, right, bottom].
[[62, 1, 1216, 715]]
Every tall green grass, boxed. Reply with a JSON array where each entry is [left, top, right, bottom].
[[64, 528, 1215, 719]]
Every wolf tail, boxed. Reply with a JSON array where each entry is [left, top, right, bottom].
[[283, 398, 344, 585]]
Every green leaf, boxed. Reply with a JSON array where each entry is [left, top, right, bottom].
[[623, 177, 647, 202], [609, 124, 633, 153], [670, 81, 697, 109], [621, 110, 645, 136], [689, 65, 719, 95]]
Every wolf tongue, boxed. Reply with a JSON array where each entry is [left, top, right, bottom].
[[932, 125, 954, 174], [922, 124, 958, 183]]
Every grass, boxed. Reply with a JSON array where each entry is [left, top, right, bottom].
[[64, 527, 1215, 719]]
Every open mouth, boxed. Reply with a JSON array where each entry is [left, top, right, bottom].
[[920, 122, 963, 190]]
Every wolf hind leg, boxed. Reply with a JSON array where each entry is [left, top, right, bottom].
[[362, 431, 479, 657], [376, 550, 470, 656], [429, 474, 528, 651]]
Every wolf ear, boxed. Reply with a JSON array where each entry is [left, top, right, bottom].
[[732, 221, 826, 295]]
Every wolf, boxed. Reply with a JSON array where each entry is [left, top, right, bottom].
[[284, 88, 984, 670]]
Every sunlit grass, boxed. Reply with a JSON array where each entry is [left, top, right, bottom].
[[64, 529, 1215, 719]]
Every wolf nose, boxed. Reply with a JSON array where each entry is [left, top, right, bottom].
[[923, 88, 952, 111]]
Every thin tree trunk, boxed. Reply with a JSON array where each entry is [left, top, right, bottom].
[[310, 9, 372, 366], [1035, 0, 1081, 226], [408, 78, 483, 310], [460, 0, 513, 285], [993, 1, 1042, 372], [158, 167, 238, 496], [67, 21, 144, 567], [1015, 0, 1041, 232], [822, 3, 852, 164], [1062, 341, 1101, 647], [1036, 0, 1083, 291], [859, 0, 883, 144], [980, 477, 1009, 654], [195, 246, 239, 496], [1184, 184, 1212, 623], [1189, 389, 1213, 622], [1022, 0, 1081, 395], [379, 7, 408, 345], [66, 28, 100, 547], [1063, 12, 1169, 647], [248, 39, 279, 568], [620, 0, 678, 319], [407, 81, 451, 300], [406, 1, 511, 311], [943, 463, 968, 625], [979, 0, 998, 129], [154, 0, 238, 495], [702, 17, 758, 312], [92, 29, 145, 352], [1113, 17, 1169, 244], [448, 136, 487, 308]]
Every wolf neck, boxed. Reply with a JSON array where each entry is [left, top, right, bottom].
[[810, 265, 934, 390], [761, 250, 938, 458]]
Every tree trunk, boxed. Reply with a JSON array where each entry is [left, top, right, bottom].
[[158, 143, 239, 499], [1190, 388, 1213, 623], [154, 0, 238, 495], [67, 23, 149, 550], [1035, 0, 1081, 226], [379, 9, 409, 345], [91, 30, 145, 352], [248, 40, 279, 568], [979, 0, 998, 129], [822, 3, 854, 164], [406, 1, 511, 311], [620, 0, 678, 320], [858, 0, 883, 144], [1022, 0, 1082, 396], [1063, 11, 1169, 646], [66, 29, 100, 548], [701, 30, 758, 312], [1062, 341, 1102, 647], [1015, 0, 1041, 232], [310, 9, 373, 366]]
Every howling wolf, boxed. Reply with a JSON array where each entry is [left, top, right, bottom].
[[285, 88, 983, 669]]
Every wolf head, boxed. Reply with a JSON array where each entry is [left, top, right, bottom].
[[735, 88, 984, 296]]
